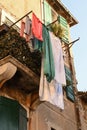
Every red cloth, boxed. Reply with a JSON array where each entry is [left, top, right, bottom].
[[20, 20, 25, 37], [32, 13, 43, 41]]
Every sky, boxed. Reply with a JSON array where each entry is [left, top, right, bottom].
[[61, 0, 87, 91]]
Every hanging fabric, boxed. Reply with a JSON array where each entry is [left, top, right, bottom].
[[49, 32, 66, 85], [39, 31, 66, 109], [20, 16, 33, 42], [42, 25, 55, 82], [33, 37, 43, 52], [32, 13, 43, 41], [33, 25, 55, 82], [39, 58, 64, 110], [25, 16, 32, 42], [25, 16, 31, 35], [20, 20, 25, 37]]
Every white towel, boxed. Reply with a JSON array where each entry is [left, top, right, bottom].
[[49, 32, 66, 85], [39, 59, 64, 109]]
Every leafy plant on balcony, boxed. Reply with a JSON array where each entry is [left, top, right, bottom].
[[50, 23, 65, 38]]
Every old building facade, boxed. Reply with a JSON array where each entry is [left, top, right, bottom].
[[0, 0, 86, 130], [77, 92, 87, 130]]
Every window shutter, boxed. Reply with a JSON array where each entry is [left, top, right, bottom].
[[66, 85, 75, 102], [64, 66, 75, 102], [58, 15, 69, 44], [0, 96, 27, 130], [0, 96, 19, 130], [64, 66, 72, 85], [19, 105, 27, 130], [44, 0, 52, 25]]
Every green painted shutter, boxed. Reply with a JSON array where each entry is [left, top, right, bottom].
[[19, 105, 27, 130], [64, 66, 72, 85], [0, 96, 27, 130], [64, 66, 75, 102], [66, 85, 75, 102], [44, 0, 52, 25], [58, 15, 69, 44], [0, 96, 19, 130]]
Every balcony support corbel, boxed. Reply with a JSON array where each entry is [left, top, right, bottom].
[[0, 62, 17, 88]]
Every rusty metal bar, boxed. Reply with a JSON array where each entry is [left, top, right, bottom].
[[10, 10, 32, 28]]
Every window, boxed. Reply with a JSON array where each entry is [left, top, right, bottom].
[[51, 128, 56, 130], [64, 65, 72, 85], [0, 96, 27, 130], [48, 121, 62, 130], [64, 66, 75, 102], [43, 0, 57, 25], [65, 85, 75, 102], [1, 9, 20, 32], [4, 16, 20, 32], [58, 15, 69, 44]]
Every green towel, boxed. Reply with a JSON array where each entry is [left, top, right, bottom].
[[34, 25, 55, 82], [42, 25, 55, 82]]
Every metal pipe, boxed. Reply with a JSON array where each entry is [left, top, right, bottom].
[[10, 10, 32, 28]]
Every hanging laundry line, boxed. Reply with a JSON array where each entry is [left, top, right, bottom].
[[10, 10, 33, 28], [9, 10, 48, 30], [63, 37, 80, 52], [46, 16, 80, 50], [47, 19, 58, 27], [8, 9, 80, 53], [7, 9, 79, 52]]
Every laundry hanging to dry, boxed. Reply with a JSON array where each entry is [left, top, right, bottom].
[[32, 13, 43, 41], [20, 16, 32, 42]]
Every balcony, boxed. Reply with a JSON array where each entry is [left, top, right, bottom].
[[0, 24, 41, 94]]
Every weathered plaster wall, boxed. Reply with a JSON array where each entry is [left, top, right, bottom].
[[79, 99, 87, 130], [0, 0, 41, 19], [30, 98, 78, 130]]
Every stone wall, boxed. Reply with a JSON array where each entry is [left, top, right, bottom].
[[79, 99, 87, 130], [30, 96, 78, 130]]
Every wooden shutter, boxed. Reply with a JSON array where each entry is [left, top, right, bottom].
[[64, 66, 72, 85], [64, 66, 75, 102], [44, 0, 52, 25], [19, 105, 27, 130], [66, 85, 75, 102], [58, 15, 69, 44], [0, 96, 19, 130], [0, 96, 27, 130]]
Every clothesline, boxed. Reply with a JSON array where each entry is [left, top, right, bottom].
[[63, 37, 80, 52], [47, 19, 58, 27], [8, 10, 79, 51], [10, 10, 33, 28], [1, 10, 76, 109], [10, 10, 48, 29]]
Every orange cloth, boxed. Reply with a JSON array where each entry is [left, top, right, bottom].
[[32, 13, 43, 41]]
